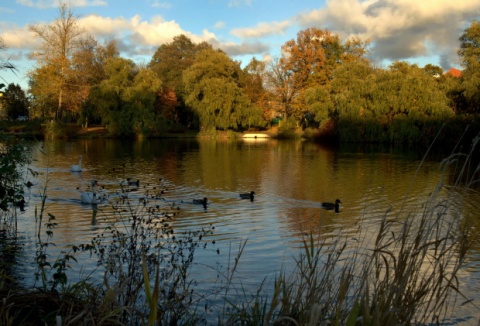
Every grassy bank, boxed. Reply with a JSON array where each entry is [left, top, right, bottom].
[[2, 115, 479, 148]]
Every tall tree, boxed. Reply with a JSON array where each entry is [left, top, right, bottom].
[[241, 57, 271, 120], [28, 2, 84, 120], [125, 68, 162, 135], [183, 49, 263, 131], [305, 60, 376, 124], [458, 20, 480, 113], [86, 57, 137, 136], [265, 56, 295, 119], [149, 35, 211, 100], [74, 39, 119, 126], [268, 28, 366, 123], [149, 35, 212, 127]]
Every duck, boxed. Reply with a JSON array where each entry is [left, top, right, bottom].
[[239, 191, 255, 201], [321, 199, 341, 213], [15, 197, 26, 211], [126, 178, 140, 187], [193, 197, 208, 209], [70, 155, 83, 172], [80, 180, 106, 204]]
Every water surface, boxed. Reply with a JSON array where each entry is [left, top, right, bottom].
[[12, 138, 480, 324]]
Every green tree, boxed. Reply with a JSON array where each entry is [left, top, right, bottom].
[[458, 20, 480, 113], [149, 35, 212, 127], [75, 39, 119, 126], [183, 49, 263, 131], [423, 64, 443, 78], [86, 57, 137, 136], [28, 2, 85, 120], [375, 62, 453, 122], [86, 57, 165, 137], [125, 68, 162, 135], [306, 61, 453, 142], [306, 60, 376, 124], [149, 35, 211, 96], [1, 83, 29, 120]]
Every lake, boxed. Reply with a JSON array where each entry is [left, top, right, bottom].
[[10, 138, 480, 324]]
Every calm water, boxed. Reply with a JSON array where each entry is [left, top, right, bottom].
[[10, 138, 480, 324]]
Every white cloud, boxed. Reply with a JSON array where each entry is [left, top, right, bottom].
[[16, 0, 106, 9], [79, 14, 223, 57], [295, 0, 480, 69], [228, 0, 252, 8], [1, 24, 40, 50], [0, 6, 15, 13], [214, 21, 225, 29], [151, 1, 172, 9], [130, 16, 187, 48], [80, 14, 132, 37], [219, 41, 269, 56], [231, 20, 292, 38]]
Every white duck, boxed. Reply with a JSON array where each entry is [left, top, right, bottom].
[[80, 180, 106, 204], [70, 155, 83, 172]]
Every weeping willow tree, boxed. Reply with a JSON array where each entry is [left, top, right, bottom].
[[183, 48, 264, 132], [306, 60, 454, 143]]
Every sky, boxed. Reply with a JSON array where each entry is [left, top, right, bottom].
[[1, 0, 480, 90]]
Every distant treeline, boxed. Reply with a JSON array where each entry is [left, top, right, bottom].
[[1, 3, 479, 144]]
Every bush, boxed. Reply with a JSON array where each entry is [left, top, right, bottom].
[[43, 120, 66, 140]]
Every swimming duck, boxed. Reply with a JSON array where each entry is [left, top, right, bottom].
[[321, 199, 341, 213], [193, 197, 208, 208], [239, 191, 255, 201], [70, 155, 83, 172], [126, 178, 140, 187]]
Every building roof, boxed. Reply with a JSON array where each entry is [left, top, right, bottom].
[[445, 68, 462, 78]]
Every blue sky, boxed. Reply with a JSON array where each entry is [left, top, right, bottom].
[[1, 0, 480, 90]]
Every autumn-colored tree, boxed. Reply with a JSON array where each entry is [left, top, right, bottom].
[[265, 56, 294, 120], [241, 57, 272, 120], [155, 88, 180, 124], [268, 28, 369, 124], [28, 65, 59, 119], [28, 2, 85, 120]]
